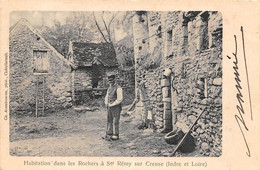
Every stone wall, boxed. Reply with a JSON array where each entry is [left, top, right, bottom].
[[71, 65, 135, 106], [73, 66, 118, 105], [74, 68, 92, 90], [9, 23, 72, 114], [117, 68, 135, 106], [134, 11, 222, 156]]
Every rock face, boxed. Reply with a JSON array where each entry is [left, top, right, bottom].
[[9, 19, 73, 114], [133, 11, 222, 156], [117, 68, 135, 106]]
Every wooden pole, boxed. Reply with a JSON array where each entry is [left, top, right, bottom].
[[169, 107, 207, 157], [126, 100, 136, 112], [35, 77, 38, 117], [42, 76, 45, 115]]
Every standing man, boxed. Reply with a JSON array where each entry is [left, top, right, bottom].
[[104, 73, 123, 141]]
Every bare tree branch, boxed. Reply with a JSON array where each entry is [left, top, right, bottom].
[[92, 12, 109, 43], [107, 12, 119, 42], [101, 12, 110, 41], [80, 13, 86, 37], [108, 11, 119, 30]]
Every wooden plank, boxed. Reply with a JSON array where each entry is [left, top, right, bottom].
[[169, 107, 207, 157]]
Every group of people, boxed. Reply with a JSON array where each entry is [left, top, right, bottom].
[[103, 73, 149, 141]]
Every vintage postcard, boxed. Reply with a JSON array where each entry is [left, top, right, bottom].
[[0, 0, 260, 169]]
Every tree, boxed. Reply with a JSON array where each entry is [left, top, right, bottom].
[[92, 11, 136, 68], [38, 11, 135, 68], [92, 11, 119, 43], [39, 12, 96, 56]]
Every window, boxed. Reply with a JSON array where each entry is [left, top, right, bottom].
[[197, 77, 207, 99], [33, 50, 49, 73], [197, 12, 209, 51], [166, 30, 173, 57]]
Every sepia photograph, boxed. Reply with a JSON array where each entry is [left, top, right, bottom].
[[8, 11, 223, 157]]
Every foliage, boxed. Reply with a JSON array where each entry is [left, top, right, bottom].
[[37, 11, 135, 69], [38, 12, 98, 56], [92, 11, 135, 69], [137, 45, 163, 71], [114, 34, 134, 69]]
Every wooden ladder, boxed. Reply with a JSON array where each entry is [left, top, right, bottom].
[[35, 75, 45, 117]]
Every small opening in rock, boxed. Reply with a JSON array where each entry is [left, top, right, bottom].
[[157, 26, 162, 38], [166, 30, 173, 56], [139, 46, 142, 50], [204, 78, 208, 98], [158, 25, 161, 32], [198, 77, 207, 99]]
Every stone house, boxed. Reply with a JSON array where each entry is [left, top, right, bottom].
[[66, 41, 118, 104], [133, 11, 222, 156], [9, 19, 75, 115], [9, 19, 125, 112]]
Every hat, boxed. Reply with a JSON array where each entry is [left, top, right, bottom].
[[107, 73, 116, 79]]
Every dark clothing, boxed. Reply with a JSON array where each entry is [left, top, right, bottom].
[[106, 105, 122, 136], [107, 84, 121, 106]]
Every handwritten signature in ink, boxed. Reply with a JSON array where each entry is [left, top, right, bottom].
[[226, 26, 253, 157]]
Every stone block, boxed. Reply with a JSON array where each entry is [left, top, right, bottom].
[[162, 87, 170, 97], [201, 142, 210, 151], [178, 101, 183, 106], [213, 78, 222, 86], [10, 101, 19, 108], [201, 98, 208, 105], [57, 96, 66, 101], [162, 97, 171, 102], [155, 120, 163, 126], [215, 98, 222, 105], [62, 102, 72, 108], [163, 110, 172, 120], [66, 97, 72, 102], [163, 119, 173, 129], [64, 92, 72, 97], [163, 102, 171, 110], [188, 115, 196, 123], [161, 79, 170, 87], [196, 127, 204, 134], [156, 116, 163, 121], [187, 88, 192, 95], [176, 122, 189, 133], [176, 107, 182, 112]]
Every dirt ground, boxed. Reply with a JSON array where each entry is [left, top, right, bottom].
[[9, 106, 202, 157]]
